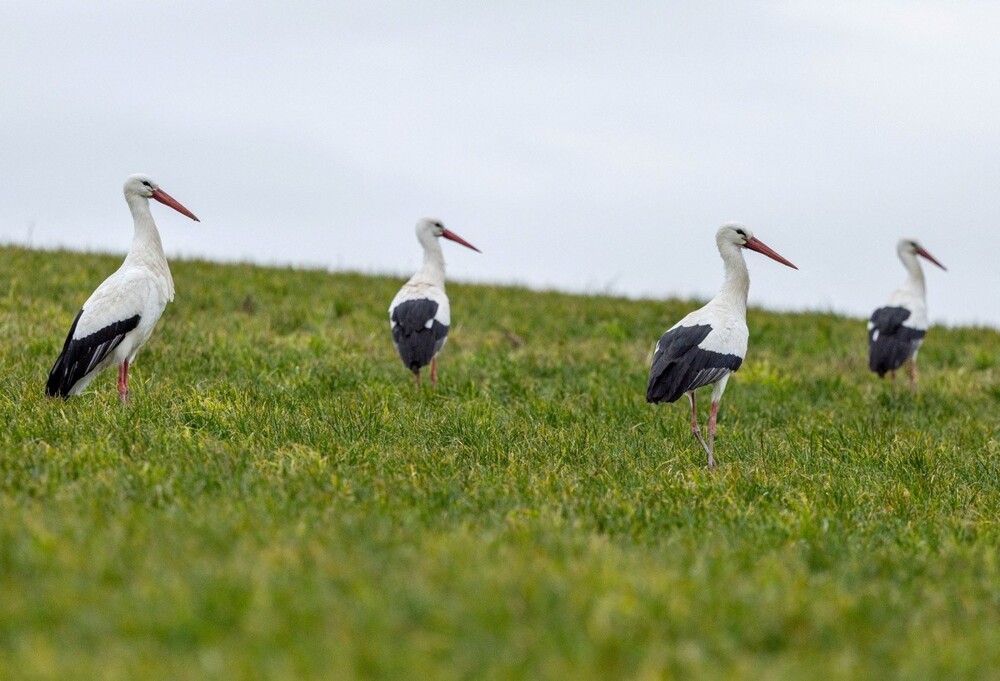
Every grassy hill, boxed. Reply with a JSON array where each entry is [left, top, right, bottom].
[[1, 245, 999, 680]]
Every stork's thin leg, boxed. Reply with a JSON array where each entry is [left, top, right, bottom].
[[908, 358, 918, 393], [706, 401, 720, 470], [889, 369, 896, 382], [413, 370, 421, 388], [686, 391, 712, 461], [430, 357, 438, 388], [118, 360, 130, 403]]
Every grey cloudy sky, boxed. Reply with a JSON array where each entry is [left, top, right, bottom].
[[2, 1, 998, 327]]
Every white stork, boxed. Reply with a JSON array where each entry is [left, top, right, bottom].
[[646, 223, 797, 469], [389, 218, 480, 386], [46, 174, 199, 401], [867, 238, 946, 391]]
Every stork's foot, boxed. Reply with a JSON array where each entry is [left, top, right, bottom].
[[686, 390, 715, 468], [117, 361, 131, 404], [691, 423, 715, 469], [706, 400, 720, 470], [692, 427, 712, 460]]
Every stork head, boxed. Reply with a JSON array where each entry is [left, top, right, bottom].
[[124, 173, 200, 222], [416, 217, 481, 253], [717, 223, 797, 269], [898, 238, 946, 271]]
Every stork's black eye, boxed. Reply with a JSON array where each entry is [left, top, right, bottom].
[[141, 180, 152, 188], [735, 228, 746, 237]]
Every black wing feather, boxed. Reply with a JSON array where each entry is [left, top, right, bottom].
[[391, 299, 448, 374], [646, 324, 743, 404], [46, 310, 141, 397], [867, 306, 925, 376]]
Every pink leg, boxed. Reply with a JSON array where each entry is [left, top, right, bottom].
[[908, 359, 918, 393], [413, 370, 421, 388], [118, 360, 130, 403], [706, 401, 720, 470], [430, 357, 438, 388], [687, 392, 712, 461]]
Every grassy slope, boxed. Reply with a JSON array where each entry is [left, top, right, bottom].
[[1, 245, 999, 680]]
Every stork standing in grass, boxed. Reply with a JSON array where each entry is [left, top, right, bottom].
[[46, 174, 199, 401], [646, 224, 797, 469], [867, 238, 946, 391], [389, 218, 480, 386]]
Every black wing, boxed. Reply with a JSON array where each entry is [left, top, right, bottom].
[[46, 310, 141, 397], [646, 324, 743, 404], [390, 299, 449, 374], [867, 306, 925, 376]]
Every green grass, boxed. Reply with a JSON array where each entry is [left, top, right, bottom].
[[1, 244, 999, 680]]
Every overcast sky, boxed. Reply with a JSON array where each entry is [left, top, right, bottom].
[[2, 1, 998, 327]]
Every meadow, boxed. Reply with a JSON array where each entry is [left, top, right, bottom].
[[1, 244, 999, 680]]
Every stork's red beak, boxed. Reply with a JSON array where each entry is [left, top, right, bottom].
[[442, 228, 481, 253], [151, 188, 200, 222], [916, 246, 946, 271], [745, 236, 797, 270]]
